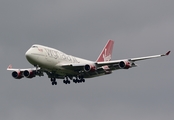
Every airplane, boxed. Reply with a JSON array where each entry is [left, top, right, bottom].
[[7, 40, 170, 85]]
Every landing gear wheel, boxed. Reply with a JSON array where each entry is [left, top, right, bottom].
[[51, 78, 57, 85], [82, 79, 85, 82], [63, 80, 70, 84], [73, 79, 78, 83], [52, 82, 54, 85], [63, 80, 66, 84], [52, 81, 57, 85]]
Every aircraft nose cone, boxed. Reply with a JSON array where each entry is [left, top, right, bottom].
[[25, 49, 35, 62], [25, 49, 31, 59], [25, 49, 38, 65]]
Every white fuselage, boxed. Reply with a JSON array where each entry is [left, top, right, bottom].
[[25, 44, 94, 75]]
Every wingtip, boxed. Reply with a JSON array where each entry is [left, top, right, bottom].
[[7, 64, 12, 69], [165, 51, 171, 56]]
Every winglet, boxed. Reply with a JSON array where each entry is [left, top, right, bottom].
[[161, 51, 171, 56], [165, 51, 171, 56], [7, 64, 12, 70]]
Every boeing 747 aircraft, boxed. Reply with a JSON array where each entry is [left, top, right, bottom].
[[7, 40, 170, 85]]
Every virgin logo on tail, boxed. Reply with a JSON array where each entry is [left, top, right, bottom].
[[103, 48, 112, 61], [96, 40, 114, 62]]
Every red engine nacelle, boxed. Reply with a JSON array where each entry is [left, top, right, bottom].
[[119, 61, 131, 69], [23, 70, 36, 78], [84, 64, 96, 72], [12, 71, 23, 79]]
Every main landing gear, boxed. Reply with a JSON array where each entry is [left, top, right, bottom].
[[50, 76, 86, 85], [63, 76, 71, 84], [73, 77, 85, 84], [51, 78, 57, 85], [63, 76, 85, 84]]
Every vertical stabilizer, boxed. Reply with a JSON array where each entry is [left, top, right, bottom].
[[96, 40, 114, 62]]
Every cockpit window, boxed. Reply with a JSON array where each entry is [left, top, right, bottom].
[[32, 46, 38, 48]]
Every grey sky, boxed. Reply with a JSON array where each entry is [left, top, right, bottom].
[[0, 0, 174, 120]]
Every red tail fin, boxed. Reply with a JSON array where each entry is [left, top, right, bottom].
[[96, 40, 114, 62]]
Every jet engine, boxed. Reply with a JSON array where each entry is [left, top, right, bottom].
[[84, 64, 96, 72], [12, 71, 23, 79], [119, 61, 132, 69], [23, 70, 36, 78]]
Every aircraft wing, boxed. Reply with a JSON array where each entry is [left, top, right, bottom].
[[96, 51, 171, 69], [7, 64, 44, 79], [58, 51, 170, 77], [130, 51, 170, 62], [7, 64, 39, 71]]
